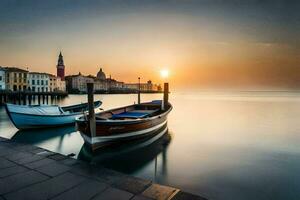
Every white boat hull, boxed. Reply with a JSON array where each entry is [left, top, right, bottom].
[[8, 112, 83, 129]]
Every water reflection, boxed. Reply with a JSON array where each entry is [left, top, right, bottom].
[[78, 130, 171, 175], [10, 126, 82, 156], [11, 126, 75, 145]]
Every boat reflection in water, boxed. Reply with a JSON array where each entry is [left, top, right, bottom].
[[10, 126, 78, 155], [78, 123, 171, 174]]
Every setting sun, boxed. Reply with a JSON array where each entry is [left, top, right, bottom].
[[160, 69, 169, 79]]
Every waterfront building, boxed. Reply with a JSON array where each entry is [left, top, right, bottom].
[[97, 68, 106, 80], [107, 76, 124, 90], [57, 77, 66, 92], [0, 67, 6, 90], [28, 72, 50, 92], [49, 74, 66, 92], [56, 52, 65, 81], [4, 67, 29, 91], [65, 73, 94, 93], [65, 68, 160, 93], [124, 80, 161, 92]]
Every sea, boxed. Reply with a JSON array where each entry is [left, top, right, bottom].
[[1, 91, 300, 200]]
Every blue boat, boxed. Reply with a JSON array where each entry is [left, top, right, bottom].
[[5, 101, 102, 130]]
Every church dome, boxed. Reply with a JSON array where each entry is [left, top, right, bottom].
[[97, 68, 106, 80]]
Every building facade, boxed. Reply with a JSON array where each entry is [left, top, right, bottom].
[[56, 52, 65, 81], [49, 75, 66, 92], [5, 67, 29, 91], [57, 77, 66, 92], [28, 72, 50, 92], [0, 67, 6, 90], [65, 73, 94, 93], [124, 80, 161, 92], [65, 68, 160, 93]]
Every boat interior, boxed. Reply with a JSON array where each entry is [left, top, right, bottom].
[[61, 101, 101, 113], [95, 100, 168, 120]]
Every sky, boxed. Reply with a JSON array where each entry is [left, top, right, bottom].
[[0, 0, 299, 89]]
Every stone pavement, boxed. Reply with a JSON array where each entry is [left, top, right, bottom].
[[0, 137, 207, 200]]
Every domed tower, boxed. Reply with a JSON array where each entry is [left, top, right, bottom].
[[56, 52, 65, 80], [97, 68, 106, 80]]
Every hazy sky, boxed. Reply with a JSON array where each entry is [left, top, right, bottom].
[[0, 0, 299, 89]]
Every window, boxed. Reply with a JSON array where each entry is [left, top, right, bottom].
[[32, 80, 35, 85], [45, 80, 48, 85], [0, 76, 2, 81], [41, 80, 44, 85], [14, 73, 17, 82], [32, 87, 35, 92], [37, 80, 40, 85]]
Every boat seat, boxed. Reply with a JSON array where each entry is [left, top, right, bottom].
[[112, 109, 159, 119]]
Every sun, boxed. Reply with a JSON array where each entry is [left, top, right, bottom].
[[160, 69, 169, 79]]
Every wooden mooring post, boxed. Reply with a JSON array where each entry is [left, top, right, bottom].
[[162, 82, 169, 110], [138, 77, 141, 104], [87, 83, 96, 140]]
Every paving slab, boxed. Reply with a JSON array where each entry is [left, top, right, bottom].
[[58, 157, 79, 166], [0, 165, 29, 178], [52, 179, 108, 200], [131, 195, 154, 200], [35, 162, 70, 177], [30, 147, 50, 154], [0, 137, 207, 200], [70, 163, 123, 184], [24, 158, 56, 169], [172, 191, 208, 200], [0, 170, 49, 195], [0, 147, 17, 157], [96, 167, 127, 185], [4, 152, 33, 162], [12, 144, 38, 152], [4, 172, 86, 200], [36, 150, 56, 156], [142, 184, 179, 200], [13, 154, 44, 165], [47, 153, 68, 161], [70, 162, 101, 178], [113, 175, 152, 194], [0, 158, 16, 169], [92, 187, 134, 200]]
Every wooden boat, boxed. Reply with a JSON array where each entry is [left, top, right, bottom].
[[76, 100, 172, 150], [5, 101, 102, 130]]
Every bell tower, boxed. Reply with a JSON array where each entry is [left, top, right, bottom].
[[56, 51, 65, 80]]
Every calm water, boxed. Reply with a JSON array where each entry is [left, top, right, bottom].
[[1, 92, 300, 200]]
